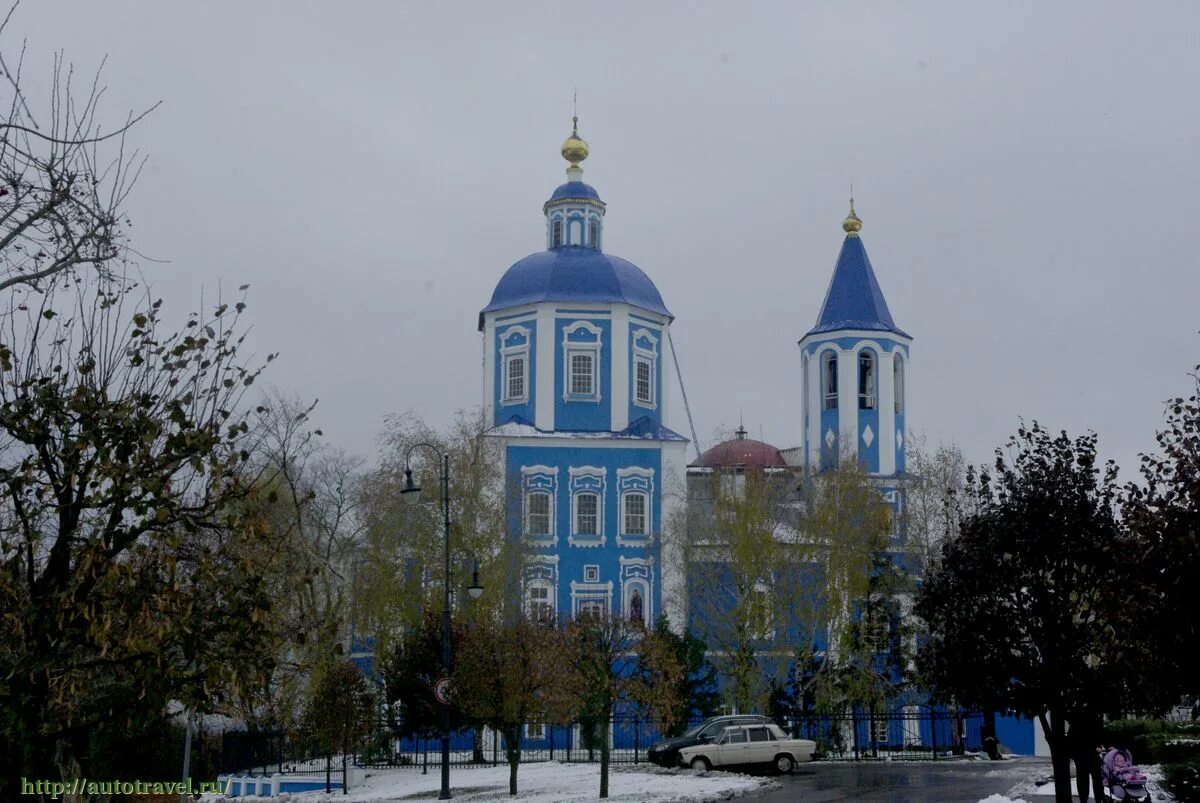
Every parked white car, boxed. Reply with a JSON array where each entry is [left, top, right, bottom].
[[677, 723, 816, 774]]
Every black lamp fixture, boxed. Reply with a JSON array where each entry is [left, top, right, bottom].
[[467, 559, 484, 601], [400, 467, 421, 503]]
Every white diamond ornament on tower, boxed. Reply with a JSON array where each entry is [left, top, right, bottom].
[[896, 429, 903, 449], [862, 424, 875, 448], [825, 428, 835, 448]]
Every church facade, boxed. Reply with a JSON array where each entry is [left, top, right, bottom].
[[478, 120, 911, 635], [479, 120, 690, 630]]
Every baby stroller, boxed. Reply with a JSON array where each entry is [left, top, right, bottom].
[[1100, 747, 1150, 802]]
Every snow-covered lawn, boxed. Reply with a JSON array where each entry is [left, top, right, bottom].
[[979, 762, 1175, 802], [214, 762, 774, 802]]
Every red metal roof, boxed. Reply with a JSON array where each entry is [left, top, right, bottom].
[[695, 435, 787, 469]]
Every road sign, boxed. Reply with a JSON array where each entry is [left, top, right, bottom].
[[434, 676, 453, 705]]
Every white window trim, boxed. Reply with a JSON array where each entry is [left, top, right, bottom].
[[822, 349, 838, 411], [568, 466, 606, 546], [588, 215, 601, 250], [573, 491, 602, 542], [525, 490, 553, 540], [631, 328, 658, 409], [615, 466, 654, 546], [525, 579, 556, 624], [894, 354, 905, 414], [621, 491, 648, 540], [524, 556, 559, 624], [549, 214, 564, 249], [562, 321, 603, 403], [570, 580, 614, 619], [526, 722, 546, 740], [521, 465, 559, 546], [858, 349, 877, 411], [500, 326, 531, 406]]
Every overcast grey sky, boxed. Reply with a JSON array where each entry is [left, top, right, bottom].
[[12, 1, 1199, 476]]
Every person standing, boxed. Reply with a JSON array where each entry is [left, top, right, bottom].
[[1069, 712, 1104, 802]]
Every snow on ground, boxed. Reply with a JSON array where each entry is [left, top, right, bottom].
[[211, 762, 773, 802], [982, 762, 1174, 802]]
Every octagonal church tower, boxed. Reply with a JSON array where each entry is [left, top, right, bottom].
[[480, 120, 689, 630], [797, 202, 911, 480]]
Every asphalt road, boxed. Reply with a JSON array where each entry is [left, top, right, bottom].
[[746, 756, 1052, 803]]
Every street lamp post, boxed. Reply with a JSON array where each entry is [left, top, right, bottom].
[[401, 445, 483, 801]]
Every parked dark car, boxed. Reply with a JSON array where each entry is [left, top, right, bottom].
[[646, 715, 774, 768]]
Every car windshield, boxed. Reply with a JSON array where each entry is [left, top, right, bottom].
[[681, 722, 706, 738]]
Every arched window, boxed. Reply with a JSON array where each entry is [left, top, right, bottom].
[[575, 492, 599, 535], [822, 351, 838, 410], [568, 217, 583, 245], [894, 355, 905, 414], [858, 350, 876, 410], [526, 581, 554, 625], [588, 218, 600, 249], [551, 219, 563, 248], [525, 491, 552, 537]]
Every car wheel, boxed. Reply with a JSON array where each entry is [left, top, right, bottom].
[[775, 753, 795, 774], [690, 756, 711, 771]]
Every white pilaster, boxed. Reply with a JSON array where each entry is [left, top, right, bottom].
[[535, 306, 555, 430], [806, 350, 821, 470], [611, 307, 630, 431], [837, 347, 858, 461], [879, 350, 896, 476], [483, 319, 496, 425], [659, 321, 671, 425]]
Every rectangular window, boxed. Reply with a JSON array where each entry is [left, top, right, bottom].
[[528, 585, 553, 624], [526, 723, 546, 740], [635, 358, 652, 404], [584, 565, 599, 582], [570, 352, 594, 396], [578, 599, 606, 620], [872, 718, 889, 744], [748, 727, 773, 742], [506, 355, 525, 401], [526, 492, 551, 536], [624, 494, 646, 535], [575, 493, 598, 535]]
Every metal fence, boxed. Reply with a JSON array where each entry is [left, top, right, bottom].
[[217, 709, 984, 774]]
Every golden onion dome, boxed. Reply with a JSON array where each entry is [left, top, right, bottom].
[[843, 199, 862, 236], [561, 116, 589, 167]]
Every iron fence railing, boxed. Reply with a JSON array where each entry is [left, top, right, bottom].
[[217, 708, 984, 774]]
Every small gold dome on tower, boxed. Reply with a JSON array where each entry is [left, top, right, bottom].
[[561, 116, 589, 167], [843, 199, 862, 236]]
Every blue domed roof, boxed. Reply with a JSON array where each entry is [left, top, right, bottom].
[[546, 181, 603, 204], [479, 246, 671, 329]]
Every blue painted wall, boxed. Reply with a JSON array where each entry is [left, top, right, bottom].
[[506, 444, 663, 622], [626, 320, 664, 429], [494, 319, 536, 426], [554, 317, 612, 432]]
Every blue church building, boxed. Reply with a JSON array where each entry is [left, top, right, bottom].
[[480, 119, 690, 630], [464, 118, 1047, 757]]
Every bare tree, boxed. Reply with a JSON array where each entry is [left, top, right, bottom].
[[1, 6, 160, 294], [902, 432, 968, 578]]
